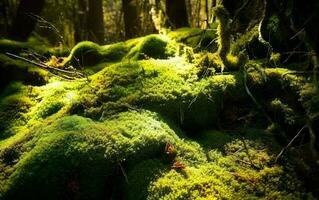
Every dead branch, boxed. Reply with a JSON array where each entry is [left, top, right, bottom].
[[5, 52, 85, 80], [275, 125, 307, 162]]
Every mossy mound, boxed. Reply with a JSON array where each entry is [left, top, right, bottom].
[[74, 58, 246, 131], [67, 35, 178, 68], [0, 111, 311, 200], [0, 111, 203, 199], [0, 26, 318, 199], [0, 80, 83, 141], [67, 41, 127, 67]]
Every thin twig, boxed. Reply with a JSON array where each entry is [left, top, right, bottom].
[[118, 162, 129, 184], [5, 52, 85, 80], [275, 125, 307, 162]]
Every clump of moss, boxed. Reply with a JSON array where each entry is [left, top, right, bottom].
[[268, 98, 297, 125], [213, 5, 232, 62], [299, 83, 319, 116], [125, 35, 177, 60], [0, 93, 34, 140], [0, 109, 311, 200], [67, 41, 128, 67], [67, 35, 178, 69]]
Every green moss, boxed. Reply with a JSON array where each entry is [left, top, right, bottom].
[[299, 83, 319, 116], [0, 31, 316, 199], [67, 41, 128, 67], [67, 35, 178, 69], [268, 98, 296, 125], [76, 58, 245, 131], [148, 131, 309, 200], [121, 159, 168, 200], [198, 5, 247, 72], [0, 110, 311, 199], [0, 111, 204, 199], [0, 93, 34, 140], [125, 35, 177, 60], [213, 5, 231, 60]]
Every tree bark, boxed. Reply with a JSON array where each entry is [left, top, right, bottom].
[[9, 0, 45, 41], [87, 0, 105, 44], [205, 0, 209, 28], [74, 0, 88, 42], [122, 0, 141, 39], [165, 0, 189, 28]]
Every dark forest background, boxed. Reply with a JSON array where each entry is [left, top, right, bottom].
[[1, 0, 318, 63]]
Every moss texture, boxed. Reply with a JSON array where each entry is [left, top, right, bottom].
[[0, 28, 317, 199]]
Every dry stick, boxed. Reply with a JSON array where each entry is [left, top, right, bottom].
[[5, 52, 85, 80], [243, 70, 273, 123], [275, 125, 307, 163], [241, 137, 260, 170], [118, 162, 129, 184], [232, 0, 250, 23]]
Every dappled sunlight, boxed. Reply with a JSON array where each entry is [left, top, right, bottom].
[[0, 0, 318, 199]]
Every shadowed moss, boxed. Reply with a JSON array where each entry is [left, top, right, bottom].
[[0, 38, 68, 57], [0, 54, 48, 91]]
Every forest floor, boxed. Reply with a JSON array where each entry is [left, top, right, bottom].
[[0, 28, 318, 199]]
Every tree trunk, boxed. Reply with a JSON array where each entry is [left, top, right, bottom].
[[165, 0, 189, 28], [122, 0, 141, 39], [87, 0, 105, 44], [9, 0, 45, 41], [74, 0, 88, 42], [205, 0, 209, 28]]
